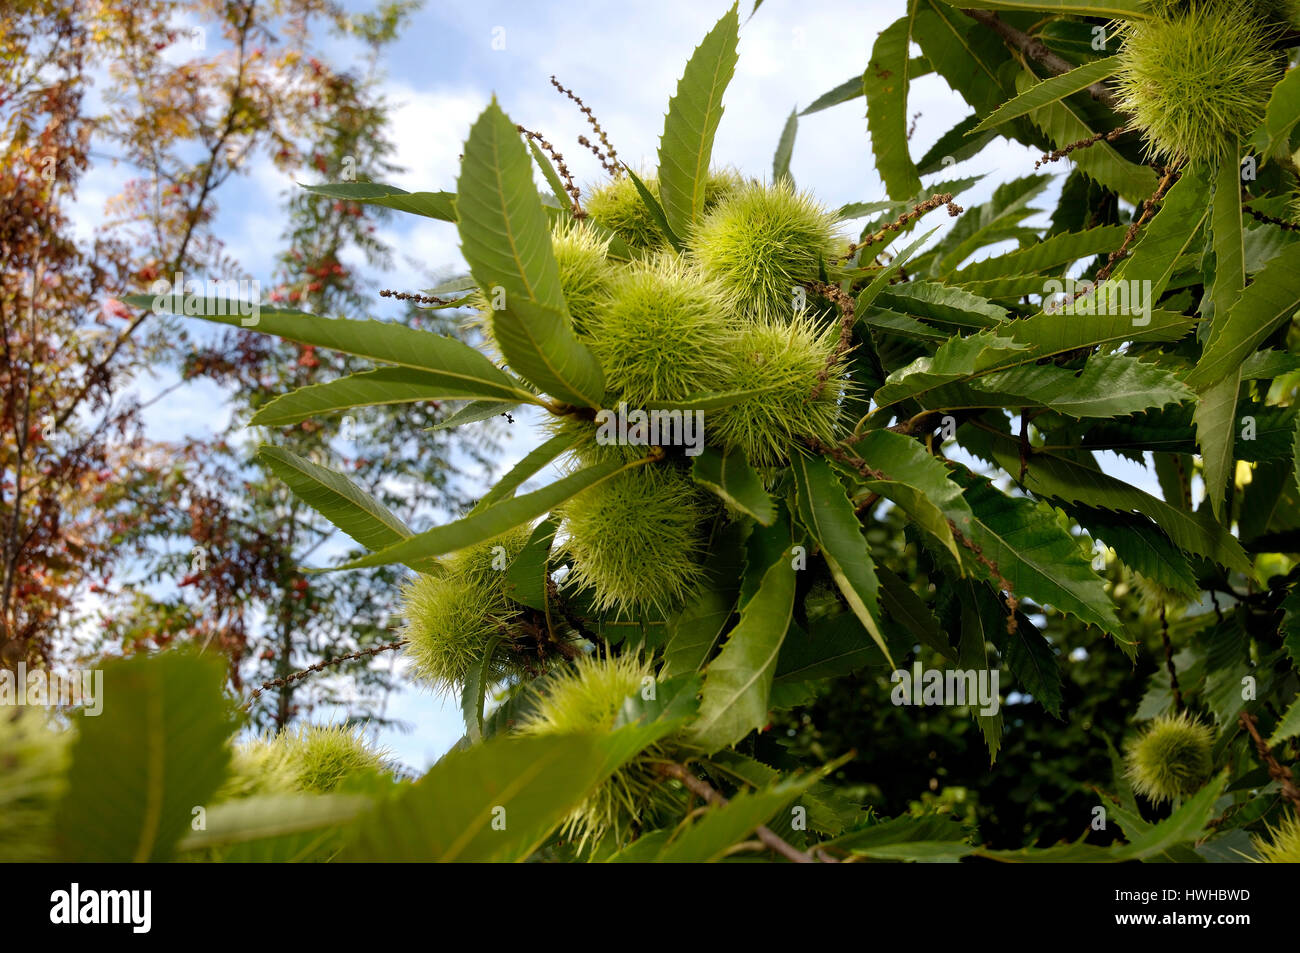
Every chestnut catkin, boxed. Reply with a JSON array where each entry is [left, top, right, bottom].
[[280, 723, 390, 794], [1113, 5, 1284, 164], [688, 179, 843, 319], [1254, 812, 1300, 863], [398, 527, 533, 693], [711, 311, 847, 468], [561, 463, 713, 614], [586, 255, 735, 406], [586, 170, 739, 249], [519, 654, 683, 851], [1124, 711, 1215, 804]]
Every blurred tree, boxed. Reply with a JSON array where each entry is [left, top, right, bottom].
[[1, 0, 496, 727]]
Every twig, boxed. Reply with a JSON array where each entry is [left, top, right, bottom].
[[380, 288, 457, 306], [1034, 126, 1129, 170], [1093, 167, 1178, 284], [1244, 205, 1300, 233], [839, 193, 962, 264], [243, 639, 407, 710], [1018, 409, 1031, 486], [854, 491, 882, 517], [516, 125, 586, 217], [1239, 711, 1300, 811], [802, 280, 857, 401], [1160, 605, 1183, 713], [549, 76, 621, 177], [962, 9, 1118, 109], [952, 525, 1020, 635], [657, 762, 829, 863]]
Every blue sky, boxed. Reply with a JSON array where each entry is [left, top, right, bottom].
[[74, 0, 1163, 770]]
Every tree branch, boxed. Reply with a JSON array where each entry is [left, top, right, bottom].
[[1239, 711, 1300, 812], [962, 9, 1119, 110], [244, 638, 409, 712], [657, 762, 832, 863]]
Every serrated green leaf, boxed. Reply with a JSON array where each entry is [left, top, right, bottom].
[[1003, 620, 1063, 718], [177, 794, 371, 854], [472, 430, 578, 513], [251, 366, 523, 427], [502, 515, 559, 612], [823, 814, 973, 860], [1113, 163, 1211, 290], [326, 455, 649, 571], [343, 728, 665, 861], [874, 332, 1031, 408], [971, 428, 1254, 576], [855, 228, 939, 312], [461, 633, 504, 744], [705, 752, 853, 835], [914, 1, 1015, 118], [300, 182, 456, 221], [1082, 403, 1298, 462], [655, 775, 819, 862], [975, 352, 1193, 418], [1067, 505, 1199, 597], [456, 100, 605, 407], [690, 539, 797, 753], [623, 166, 683, 250], [773, 108, 797, 185], [1269, 693, 1300, 746], [972, 56, 1118, 134], [691, 446, 775, 525], [117, 296, 542, 405], [458, 102, 567, 312], [791, 452, 890, 662], [56, 653, 233, 862], [644, 383, 783, 412], [932, 175, 1051, 277], [1196, 155, 1248, 519], [875, 280, 1007, 329], [430, 400, 519, 430], [1249, 66, 1300, 160], [1282, 587, 1300, 666], [1116, 770, 1229, 860], [879, 567, 954, 661], [958, 580, 1004, 761], [1015, 68, 1155, 204], [258, 446, 436, 574], [853, 428, 975, 561], [1004, 308, 1198, 355], [658, 4, 740, 236], [776, 609, 895, 683], [615, 673, 703, 730], [866, 9, 922, 201], [802, 72, 868, 116], [1187, 243, 1300, 392], [662, 521, 748, 677], [527, 138, 573, 213], [950, 224, 1125, 283], [917, 113, 994, 174], [954, 469, 1127, 640]]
